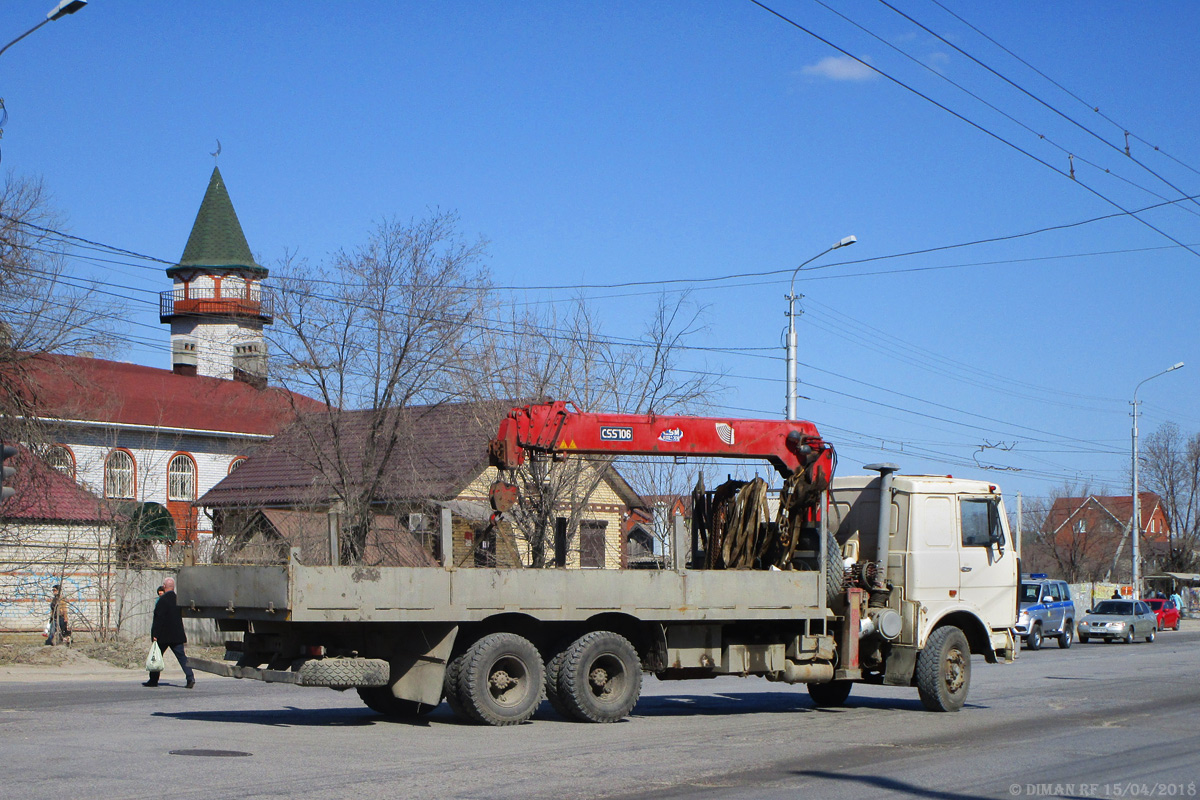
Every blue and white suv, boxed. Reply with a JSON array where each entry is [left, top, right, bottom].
[[1014, 575, 1076, 650]]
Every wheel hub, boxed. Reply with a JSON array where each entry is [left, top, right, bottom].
[[945, 649, 966, 694]]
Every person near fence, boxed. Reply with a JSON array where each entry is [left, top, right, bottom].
[[44, 585, 70, 646], [144, 576, 195, 688]]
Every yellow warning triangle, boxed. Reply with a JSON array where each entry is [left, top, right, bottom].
[[559, 439, 577, 449]]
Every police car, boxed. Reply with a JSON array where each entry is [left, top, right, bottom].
[[1014, 574, 1076, 650]]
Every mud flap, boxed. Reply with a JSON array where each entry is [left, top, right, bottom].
[[883, 645, 917, 686], [389, 624, 458, 706]]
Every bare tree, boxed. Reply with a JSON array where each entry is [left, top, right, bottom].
[[478, 292, 723, 568], [0, 174, 119, 444], [1140, 422, 1200, 572], [265, 210, 491, 563]]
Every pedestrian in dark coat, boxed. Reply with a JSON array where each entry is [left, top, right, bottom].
[[144, 576, 195, 688]]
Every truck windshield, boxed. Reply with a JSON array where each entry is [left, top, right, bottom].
[[1092, 601, 1132, 615], [1020, 583, 1041, 603]]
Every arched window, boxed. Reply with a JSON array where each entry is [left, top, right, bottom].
[[104, 450, 136, 499], [228, 457, 246, 474], [168, 454, 197, 502], [46, 445, 76, 479]]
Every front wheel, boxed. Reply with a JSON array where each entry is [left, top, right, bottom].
[[1145, 627, 1156, 643], [916, 626, 971, 712], [1058, 623, 1074, 649], [1079, 633, 1090, 643], [1123, 627, 1135, 644], [1026, 625, 1043, 651], [807, 680, 853, 708]]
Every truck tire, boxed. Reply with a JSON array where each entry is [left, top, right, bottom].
[[357, 687, 437, 718], [458, 633, 544, 726], [1058, 623, 1073, 649], [825, 530, 845, 604], [544, 647, 573, 719], [443, 652, 474, 722], [1026, 624, 1043, 651], [558, 631, 642, 723], [806, 680, 852, 708], [297, 658, 389, 688], [915, 626, 970, 712]]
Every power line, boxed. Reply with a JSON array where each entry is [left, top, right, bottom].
[[747, 0, 1200, 260]]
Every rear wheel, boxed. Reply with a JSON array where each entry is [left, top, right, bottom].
[[1026, 624, 1043, 651], [558, 631, 642, 723], [443, 652, 473, 722], [1058, 623, 1074, 649], [807, 680, 853, 708], [916, 626, 971, 712], [544, 645, 572, 718], [458, 633, 544, 726]]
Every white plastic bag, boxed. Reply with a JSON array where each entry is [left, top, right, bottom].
[[145, 641, 165, 672]]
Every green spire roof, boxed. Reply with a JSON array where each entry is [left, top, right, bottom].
[[169, 166, 267, 278]]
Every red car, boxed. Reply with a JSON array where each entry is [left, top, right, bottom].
[[1145, 598, 1181, 631]]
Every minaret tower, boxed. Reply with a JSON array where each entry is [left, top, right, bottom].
[[159, 166, 272, 385]]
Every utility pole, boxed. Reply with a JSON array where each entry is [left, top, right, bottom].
[[786, 235, 856, 420], [1130, 362, 1184, 599]]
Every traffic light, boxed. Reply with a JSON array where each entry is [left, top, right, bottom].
[[1, 444, 16, 501]]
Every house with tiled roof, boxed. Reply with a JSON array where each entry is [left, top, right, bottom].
[[0, 448, 116, 631], [198, 401, 648, 570], [1028, 493, 1172, 582], [0, 167, 320, 634]]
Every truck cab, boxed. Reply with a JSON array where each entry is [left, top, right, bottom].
[[828, 474, 1019, 675]]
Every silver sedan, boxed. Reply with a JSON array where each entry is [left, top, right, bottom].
[[1077, 599, 1158, 644]]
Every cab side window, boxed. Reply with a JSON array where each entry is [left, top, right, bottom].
[[1048, 584, 1062, 602], [961, 499, 1002, 548]]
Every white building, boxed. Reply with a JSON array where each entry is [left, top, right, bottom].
[[0, 167, 320, 634]]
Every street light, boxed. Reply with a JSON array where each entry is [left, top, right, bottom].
[[1130, 361, 1184, 600], [0, 0, 87, 59], [785, 235, 856, 419]]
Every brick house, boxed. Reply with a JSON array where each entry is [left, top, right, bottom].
[[1030, 493, 1171, 581]]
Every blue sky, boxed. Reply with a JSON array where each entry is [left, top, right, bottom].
[[5, 1, 1199, 503]]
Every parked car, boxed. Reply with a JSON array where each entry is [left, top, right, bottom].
[[1078, 600, 1158, 644], [1014, 575, 1076, 649], [1144, 598, 1181, 631]]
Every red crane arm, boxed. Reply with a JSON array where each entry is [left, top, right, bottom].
[[488, 400, 832, 478]]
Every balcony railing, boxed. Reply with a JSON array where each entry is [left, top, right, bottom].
[[160, 287, 274, 323]]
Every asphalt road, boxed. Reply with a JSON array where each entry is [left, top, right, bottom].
[[3, 628, 1198, 800]]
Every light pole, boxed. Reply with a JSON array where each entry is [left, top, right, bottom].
[[1130, 361, 1184, 600], [0, 0, 87, 59], [786, 235, 856, 419]]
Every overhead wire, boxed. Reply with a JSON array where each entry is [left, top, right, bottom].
[[746, 0, 1200, 260]]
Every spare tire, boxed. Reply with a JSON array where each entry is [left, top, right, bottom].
[[825, 529, 845, 604]]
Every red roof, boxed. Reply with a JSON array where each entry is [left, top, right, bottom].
[[0, 448, 112, 523], [12, 354, 323, 435]]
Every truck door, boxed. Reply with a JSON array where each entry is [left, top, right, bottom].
[[958, 497, 1016, 625]]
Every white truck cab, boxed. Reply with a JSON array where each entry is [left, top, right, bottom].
[[829, 473, 1018, 671]]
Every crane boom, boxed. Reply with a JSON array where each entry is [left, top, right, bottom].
[[488, 400, 833, 479]]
